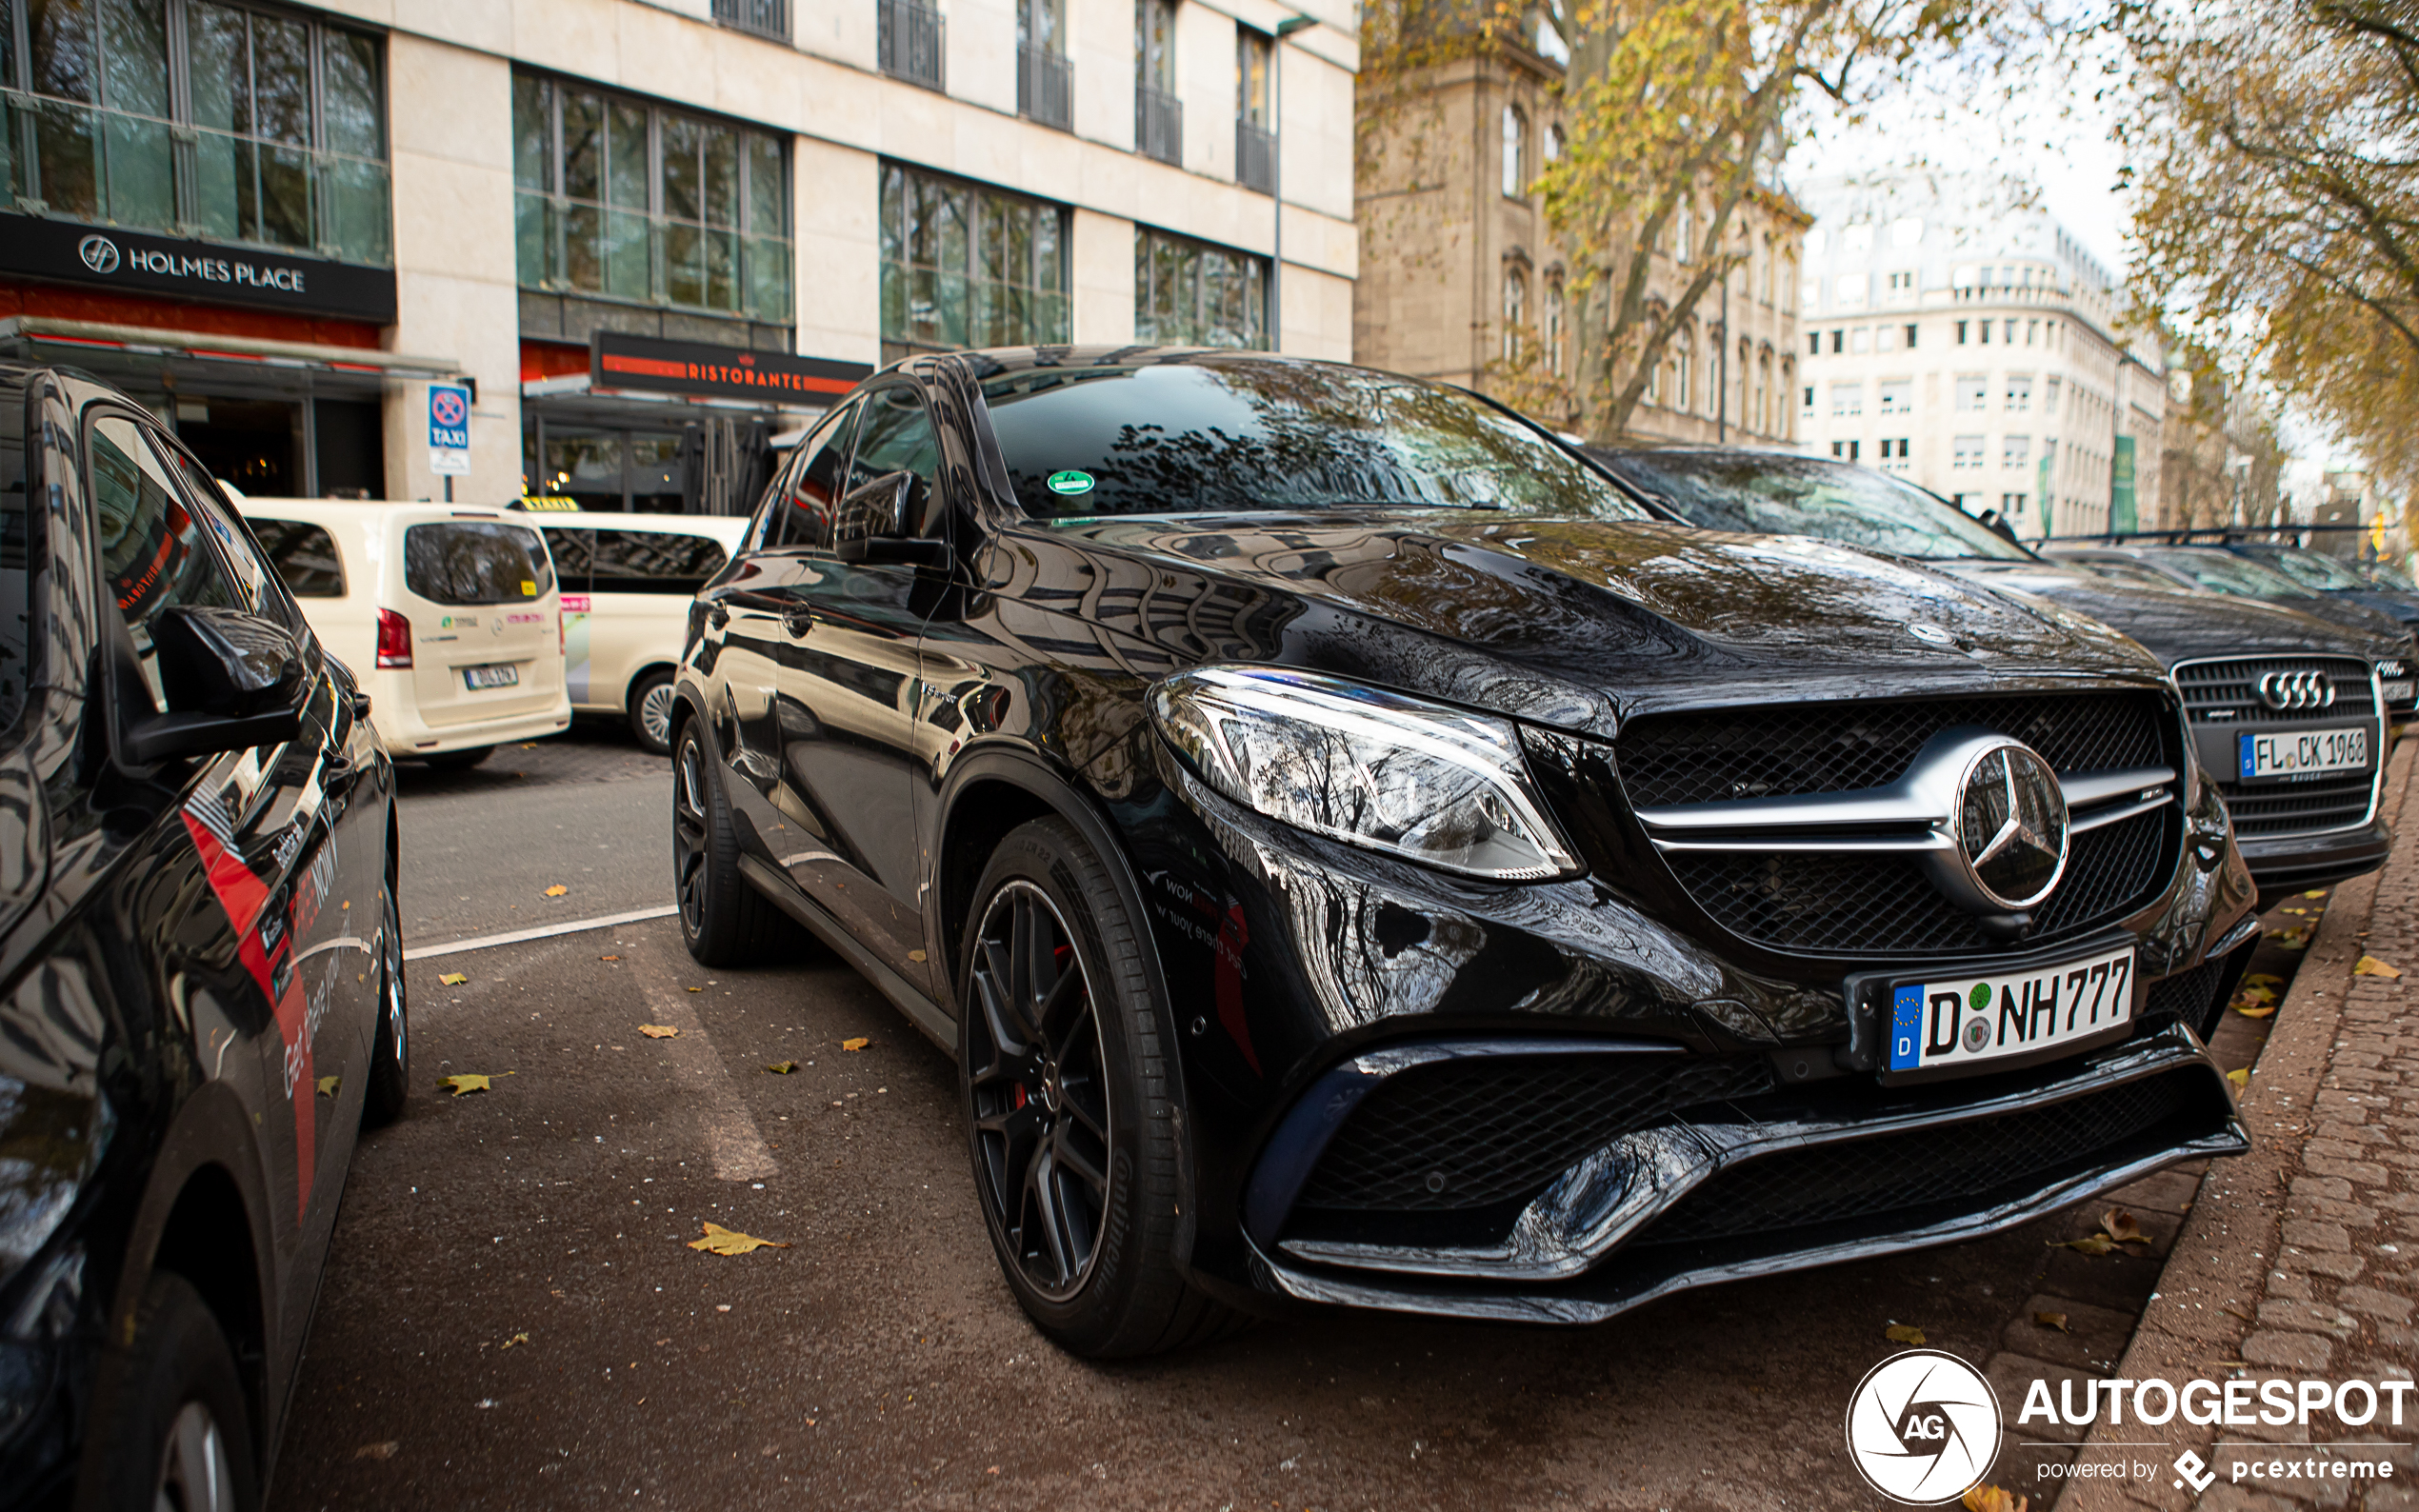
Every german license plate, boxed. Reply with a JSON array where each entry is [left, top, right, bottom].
[[1885, 944, 2134, 1075], [2239, 726, 2368, 779], [463, 663, 520, 690]]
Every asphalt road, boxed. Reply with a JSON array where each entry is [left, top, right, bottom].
[[265, 723, 2295, 1510]]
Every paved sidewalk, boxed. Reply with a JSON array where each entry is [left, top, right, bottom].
[[2060, 737, 2419, 1512]]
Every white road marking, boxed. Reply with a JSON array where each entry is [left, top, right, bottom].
[[405, 905, 679, 962], [620, 938, 778, 1184]]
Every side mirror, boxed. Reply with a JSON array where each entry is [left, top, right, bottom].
[[831, 470, 914, 564], [125, 607, 307, 765]]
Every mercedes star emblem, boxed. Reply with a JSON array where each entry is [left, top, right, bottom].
[[1952, 741, 2069, 911]]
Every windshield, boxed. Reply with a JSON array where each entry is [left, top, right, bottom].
[[977, 358, 1649, 522], [2076, 558, 2192, 592], [2138, 548, 2314, 600], [1591, 450, 2035, 561], [2245, 545, 2372, 592]]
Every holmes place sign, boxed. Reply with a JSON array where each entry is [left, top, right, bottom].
[[0, 212, 398, 323], [590, 330, 872, 405]]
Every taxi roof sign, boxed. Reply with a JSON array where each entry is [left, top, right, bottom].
[[515, 496, 581, 512]]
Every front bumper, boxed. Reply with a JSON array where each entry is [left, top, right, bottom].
[[1245, 1024, 2244, 1324], [2237, 815, 2393, 900]]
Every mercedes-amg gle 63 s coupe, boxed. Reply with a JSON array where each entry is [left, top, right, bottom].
[[672, 348, 2256, 1356]]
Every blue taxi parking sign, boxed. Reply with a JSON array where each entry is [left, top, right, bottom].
[[428, 383, 471, 476]]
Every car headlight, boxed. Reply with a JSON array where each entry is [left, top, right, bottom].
[[1149, 666, 1579, 881]]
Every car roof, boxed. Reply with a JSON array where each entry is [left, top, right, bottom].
[[530, 511, 748, 539], [236, 498, 522, 528]]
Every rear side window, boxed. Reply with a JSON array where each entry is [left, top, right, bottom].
[[251, 520, 347, 598], [542, 527, 593, 593], [591, 530, 728, 595], [404, 522, 555, 606]]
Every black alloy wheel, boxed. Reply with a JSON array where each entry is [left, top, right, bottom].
[[957, 819, 1240, 1357], [361, 871, 409, 1125], [967, 878, 1114, 1301], [670, 718, 798, 965]]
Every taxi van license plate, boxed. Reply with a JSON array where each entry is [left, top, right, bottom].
[[463, 664, 520, 690], [2240, 726, 2367, 780], [1886, 945, 2134, 1075]]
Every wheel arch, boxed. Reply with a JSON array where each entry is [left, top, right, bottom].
[[624, 659, 679, 707]]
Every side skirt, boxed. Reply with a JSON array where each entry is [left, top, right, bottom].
[[735, 853, 957, 1055]]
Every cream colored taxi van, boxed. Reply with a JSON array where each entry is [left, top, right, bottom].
[[530, 512, 747, 753], [237, 500, 571, 766]]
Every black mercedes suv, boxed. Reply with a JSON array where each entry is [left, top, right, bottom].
[[675, 348, 2253, 1356], [1583, 448, 2404, 902]]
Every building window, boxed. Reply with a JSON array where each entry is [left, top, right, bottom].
[[1801, 384, 1814, 412], [880, 0, 948, 89], [1020, 0, 1073, 130], [2002, 491, 2028, 515], [2045, 375, 2062, 410], [1956, 320, 1969, 345], [1674, 345, 1691, 410], [1501, 105, 1525, 197], [1980, 319, 1992, 345], [1544, 276, 1564, 372], [3, 0, 391, 266], [1830, 440, 1861, 461], [1671, 201, 1690, 263], [1501, 268, 1527, 361], [2005, 375, 2032, 412], [1952, 434, 1985, 469], [1878, 380, 1911, 414], [1833, 272, 1868, 310], [1808, 331, 1821, 356], [2004, 434, 2030, 468], [1753, 355, 1769, 433], [1953, 374, 1989, 410], [1135, 0, 1181, 165], [1542, 122, 1563, 164], [1879, 437, 1910, 468], [1135, 225, 1268, 348], [513, 73, 790, 322], [1885, 269, 1914, 299], [1904, 323, 1918, 349], [880, 164, 1067, 361], [1876, 325, 1896, 352], [1850, 327, 1870, 354], [1829, 381, 1861, 418], [1235, 28, 1273, 192], [713, 0, 790, 39]]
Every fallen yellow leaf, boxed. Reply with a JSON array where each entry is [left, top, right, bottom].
[[2101, 1207, 2149, 1244], [766, 1061, 797, 1074], [499, 1331, 529, 1350], [686, 1222, 790, 1256], [439, 1074, 491, 1097], [1885, 1323, 1926, 1345], [2355, 955, 2402, 979], [1964, 1487, 2028, 1512], [841, 1037, 870, 1051], [439, 972, 468, 985], [639, 1025, 678, 1039], [686, 986, 702, 993], [2228, 1067, 2249, 1087], [601, 954, 621, 962], [2051, 1234, 2118, 1256], [2243, 972, 2285, 988], [545, 885, 569, 897], [2303, 889, 2329, 899], [316, 1075, 340, 1097], [353, 1441, 399, 1461], [2034, 1311, 2069, 1333], [2234, 1002, 2277, 1019]]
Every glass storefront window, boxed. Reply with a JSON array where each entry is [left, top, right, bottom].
[[510, 71, 791, 325], [879, 162, 1069, 363], [1134, 225, 1268, 348], [530, 425, 690, 514], [2, 0, 390, 266]]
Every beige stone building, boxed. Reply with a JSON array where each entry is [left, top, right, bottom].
[[0, 0, 1359, 511], [1352, 43, 1806, 445]]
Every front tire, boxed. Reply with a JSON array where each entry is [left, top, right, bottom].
[[959, 818, 1237, 1358], [362, 870, 409, 1126], [670, 718, 799, 966], [628, 669, 676, 755], [89, 1273, 259, 1512]]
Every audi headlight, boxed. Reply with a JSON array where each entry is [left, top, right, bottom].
[[1149, 666, 1579, 881]]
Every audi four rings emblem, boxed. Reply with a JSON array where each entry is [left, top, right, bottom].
[[76, 235, 120, 274], [2256, 669, 2336, 711]]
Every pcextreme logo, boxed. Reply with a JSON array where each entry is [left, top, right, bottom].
[[1845, 1350, 2002, 1504]]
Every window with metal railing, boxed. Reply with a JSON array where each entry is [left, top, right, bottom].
[[880, 0, 946, 90], [1136, 86, 1182, 165], [1235, 28, 1273, 192], [1135, 0, 1180, 164], [712, 0, 790, 39], [1018, 48, 1071, 129], [1234, 120, 1273, 193], [511, 73, 791, 325], [2, 0, 390, 267]]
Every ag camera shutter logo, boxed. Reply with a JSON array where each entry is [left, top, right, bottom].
[[1845, 1349, 2002, 1503]]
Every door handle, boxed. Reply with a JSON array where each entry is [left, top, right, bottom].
[[706, 604, 730, 630], [782, 609, 813, 638], [347, 690, 371, 722]]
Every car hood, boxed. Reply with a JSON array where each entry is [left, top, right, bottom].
[[1029, 513, 2169, 738], [2323, 587, 2419, 628], [1937, 562, 2407, 665]]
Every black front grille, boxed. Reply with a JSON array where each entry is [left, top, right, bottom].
[[1620, 692, 2169, 808], [2175, 656, 2377, 726], [2142, 955, 2229, 1041], [2220, 771, 2378, 836], [1295, 1055, 1774, 1213], [1638, 1073, 2193, 1245], [1667, 806, 2174, 956]]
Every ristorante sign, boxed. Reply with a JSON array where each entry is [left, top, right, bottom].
[[0, 212, 397, 322], [590, 331, 872, 404]]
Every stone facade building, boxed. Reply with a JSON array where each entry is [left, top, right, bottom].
[[1351, 42, 1806, 446]]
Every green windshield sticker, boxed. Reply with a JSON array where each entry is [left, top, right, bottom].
[[1046, 470, 1095, 496]]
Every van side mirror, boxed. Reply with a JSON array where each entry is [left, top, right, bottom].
[[832, 470, 914, 564], [124, 607, 307, 765]]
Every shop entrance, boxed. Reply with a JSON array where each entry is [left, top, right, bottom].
[[170, 396, 388, 500]]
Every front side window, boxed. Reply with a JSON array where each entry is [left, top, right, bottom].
[[512, 72, 790, 323], [1135, 226, 1267, 348], [2140, 550, 2313, 600], [979, 359, 1651, 522], [5, 0, 389, 264], [88, 413, 241, 711], [880, 164, 1069, 362], [763, 399, 861, 550], [403, 522, 555, 607]]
